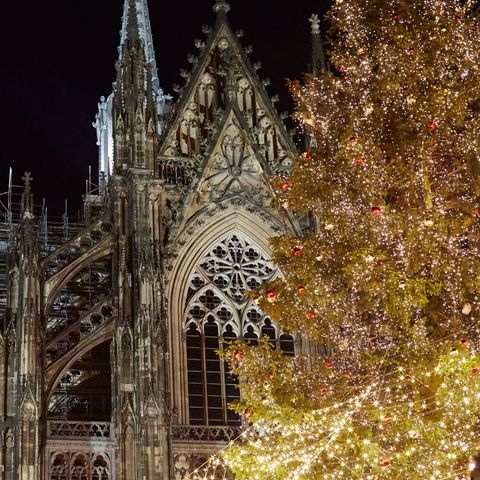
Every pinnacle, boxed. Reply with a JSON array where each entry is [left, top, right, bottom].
[[310, 14, 326, 74], [309, 14, 321, 35], [213, 0, 231, 14], [126, 0, 140, 43]]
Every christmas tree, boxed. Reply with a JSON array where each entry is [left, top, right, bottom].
[[209, 1, 480, 479]]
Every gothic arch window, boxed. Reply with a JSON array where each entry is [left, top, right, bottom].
[[49, 451, 111, 480], [184, 232, 295, 426], [50, 451, 68, 480], [197, 73, 216, 125]]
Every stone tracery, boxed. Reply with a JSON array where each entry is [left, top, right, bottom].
[[184, 232, 293, 426]]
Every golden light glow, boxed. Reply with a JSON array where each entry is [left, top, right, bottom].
[[187, 0, 480, 478]]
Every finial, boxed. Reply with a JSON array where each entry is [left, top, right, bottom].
[[213, 0, 231, 14], [309, 14, 326, 75], [21, 172, 33, 217], [309, 14, 321, 35], [22, 171, 33, 190]]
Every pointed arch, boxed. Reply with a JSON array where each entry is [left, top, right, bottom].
[[167, 205, 293, 424]]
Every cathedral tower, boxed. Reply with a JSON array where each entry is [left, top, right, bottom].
[[0, 1, 308, 478]]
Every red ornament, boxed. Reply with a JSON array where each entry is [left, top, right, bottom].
[[355, 157, 365, 165], [281, 182, 290, 191], [371, 206, 382, 216], [297, 286, 306, 293], [305, 310, 315, 319], [428, 120, 437, 131], [265, 289, 276, 300], [304, 151, 313, 161], [234, 350, 245, 360], [325, 360, 334, 369], [290, 81, 298, 90], [475, 207, 480, 218], [379, 457, 392, 468], [349, 136, 357, 144], [244, 408, 254, 420], [407, 47, 415, 55], [455, 16, 462, 23], [338, 66, 345, 74], [392, 14, 399, 21], [382, 413, 395, 425], [292, 245, 304, 256], [472, 366, 480, 375]]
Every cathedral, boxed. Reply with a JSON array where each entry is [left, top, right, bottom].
[[0, 0, 321, 478]]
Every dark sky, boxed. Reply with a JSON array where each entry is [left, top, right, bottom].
[[0, 0, 330, 216]]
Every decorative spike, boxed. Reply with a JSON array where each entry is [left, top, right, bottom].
[[262, 78, 271, 88], [235, 29, 244, 38], [271, 94, 279, 104], [244, 45, 253, 55], [253, 61, 262, 71], [202, 25, 212, 35], [213, 0, 231, 14], [310, 14, 327, 74], [194, 39, 206, 50], [21, 172, 33, 216], [187, 54, 198, 65]]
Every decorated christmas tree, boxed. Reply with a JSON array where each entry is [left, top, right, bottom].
[[206, 1, 480, 479]]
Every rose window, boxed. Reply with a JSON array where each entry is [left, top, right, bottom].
[[195, 234, 275, 304]]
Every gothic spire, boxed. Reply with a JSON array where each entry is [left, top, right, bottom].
[[309, 14, 326, 75], [126, 0, 140, 45], [120, 0, 160, 92]]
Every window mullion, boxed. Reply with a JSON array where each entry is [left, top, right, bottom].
[[201, 327, 209, 425]]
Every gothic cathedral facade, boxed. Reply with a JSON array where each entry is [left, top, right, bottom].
[[0, 1, 313, 478]]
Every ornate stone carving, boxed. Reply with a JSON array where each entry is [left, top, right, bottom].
[[172, 425, 241, 443], [195, 121, 270, 207], [174, 454, 191, 480], [193, 233, 275, 305], [48, 421, 112, 439], [48, 448, 112, 480]]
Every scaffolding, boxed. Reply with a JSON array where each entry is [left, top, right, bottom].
[[0, 167, 106, 324]]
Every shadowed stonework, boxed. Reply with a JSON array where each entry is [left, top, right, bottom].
[[0, 1, 318, 478]]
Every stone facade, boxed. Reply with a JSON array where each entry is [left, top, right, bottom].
[[0, 1, 313, 478]]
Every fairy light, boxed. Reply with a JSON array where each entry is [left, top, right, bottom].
[[188, 0, 480, 479]]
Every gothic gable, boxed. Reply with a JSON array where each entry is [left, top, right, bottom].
[[176, 106, 290, 233], [158, 18, 296, 180]]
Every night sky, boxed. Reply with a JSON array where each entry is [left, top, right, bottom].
[[0, 0, 330, 216]]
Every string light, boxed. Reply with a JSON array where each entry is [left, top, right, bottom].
[[209, 0, 480, 478]]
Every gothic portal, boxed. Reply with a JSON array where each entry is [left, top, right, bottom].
[[0, 1, 315, 478]]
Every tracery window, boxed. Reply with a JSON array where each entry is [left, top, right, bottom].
[[185, 233, 294, 426], [49, 451, 111, 480]]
